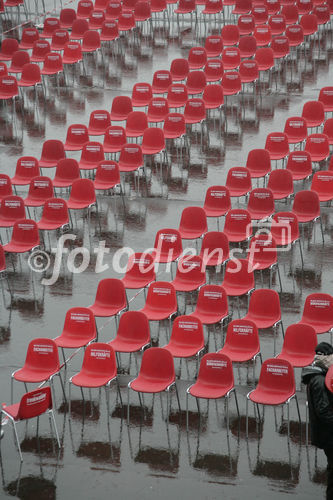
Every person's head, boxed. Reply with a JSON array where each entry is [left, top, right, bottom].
[[314, 342, 333, 372]]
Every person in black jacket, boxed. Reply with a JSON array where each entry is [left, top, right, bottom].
[[302, 341, 333, 500]]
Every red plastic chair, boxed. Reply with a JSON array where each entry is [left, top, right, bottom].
[[166, 84, 188, 110], [110, 95, 133, 121], [311, 171, 333, 203], [171, 255, 206, 292], [292, 190, 324, 242], [30, 40, 51, 63], [100, 20, 119, 41], [147, 97, 169, 124], [281, 4, 299, 24], [62, 42, 83, 65], [69, 343, 120, 414], [254, 25, 272, 46], [127, 347, 179, 420], [204, 35, 223, 57], [304, 133, 330, 163], [103, 126, 126, 154], [225, 166, 252, 198], [223, 208, 252, 243], [81, 30, 101, 53], [24, 176, 53, 208], [221, 24, 240, 46], [40, 18, 61, 39], [50, 29, 70, 51], [126, 111, 148, 139], [202, 84, 224, 119], [276, 323, 317, 367], [246, 358, 300, 436], [109, 310, 150, 354], [218, 319, 261, 374], [265, 132, 289, 162], [239, 59, 259, 86], [243, 288, 283, 334], [88, 278, 127, 320], [186, 70, 207, 95], [297, 0, 312, 14], [93, 160, 122, 193], [0, 38, 19, 61], [60, 8, 77, 29], [39, 140, 66, 169], [178, 206, 207, 240], [67, 178, 96, 211], [0, 62, 8, 77], [199, 231, 229, 268], [186, 352, 239, 428], [0, 75, 19, 101], [170, 58, 190, 82], [11, 157, 39, 187], [18, 63, 42, 90], [122, 252, 155, 289], [318, 86, 333, 114], [19, 27, 39, 49], [267, 168, 293, 200], [266, 0, 281, 14], [134, 0, 152, 27], [299, 293, 333, 334], [283, 116, 307, 146], [286, 150, 312, 181], [233, 0, 252, 15], [118, 11, 136, 33], [37, 198, 69, 231], [141, 127, 167, 164], [70, 19, 89, 40], [238, 14, 255, 35], [239, 35, 257, 59], [222, 258, 255, 298], [53, 307, 96, 359], [41, 52, 63, 76], [131, 82, 152, 107], [152, 70, 172, 94], [152, 228, 183, 264], [77, 0, 94, 19], [222, 46, 241, 71], [268, 13, 286, 34], [0, 195, 25, 227], [204, 59, 224, 83], [246, 187, 275, 220], [252, 4, 269, 24], [88, 109, 111, 135], [118, 143, 143, 172], [285, 24, 304, 48], [8, 50, 30, 74], [246, 148, 271, 180], [11, 338, 62, 404], [89, 9, 105, 29], [270, 211, 303, 265], [190, 284, 229, 326], [64, 124, 89, 151], [3, 219, 40, 254], [247, 233, 281, 290], [301, 100, 325, 129], [53, 158, 80, 188], [221, 71, 242, 96], [105, 0, 122, 19], [323, 118, 333, 146], [313, 4, 330, 26], [163, 113, 187, 145], [0, 387, 60, 462], [184, 98, 207, 133], [163, 315, 205, 371], [201, 0, 223, 18], [203, 185, 231, 225], [188, 47, 207, 70], [0, 174, 12, 201], [138, 281, 178, 322], [79, 141, 104, 170]]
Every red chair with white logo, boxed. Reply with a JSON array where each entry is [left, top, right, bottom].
[[246, 148, 271, 182], [36, 198, 69, 232], [199, 231, 229, 268], [267, 169, 294, 201], [222, 257, 255, 301], [138, 281, 178, 325], [223, 209, 252, 244], [190, 284, 229, 327], [203, 186, 231, 229], [276, 323, 317, 367], [247, 233, 281, 290], [121, 252, 156, 289], [311, 171, 333, 203], [78, 142, 105, 171], [0, 175, 12, 200], [23, 176, 54, 208], [0, 195, 25, 228], [292, 190, 324, 243], [226, 167, 252, 199], [64, 124, 89, 151], [39, 139, 66, 169], [152, 228, 183, 264], [299, 293, 333, 335], [285, 151, 312, 182], [171, 255, 206, 293], [246, 187, 275, 220], [11, 157, 39, 187], [109, 310, 151, 358], [243, 288, 284, 339], [178, 206, 207, 240], [3, 219, 40, 254]]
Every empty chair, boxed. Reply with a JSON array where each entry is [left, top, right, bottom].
[[11, 157, 39, 187], [178, 206, 207, 240], [283, 116, 308, 146], [204, 35, 223, 58], [318, 87, 333, 114], [304, 133, 330, 163], [117, 12, 136, 33], [238, 36, 257, 59], [170, 58, 189, 82], [88, 278, 127, 319], [64, 124, 89, 151], [103, 126, 126, 154], [39, 139, 65, 169], [268, 13, 286, 34], [302, 100, 325, 129], [190, 284, 229, 326], [41, 52, 63, 77], [203, 185, 231, 225], [147, 97, 169, 124], [69, 343, 120, 414], [221, 258, 255, 298], [53, 159, 80, 188], [93, 160, 122, 193], [252, 4, 268, 24], [247, 233, 281, 290], [62, 41, 83, 65], [24, 176, 53, 208], [163, 112, 187, 144], [19, 27, 39, 49], [255, 47, 274, 74], [17, 63, 42, 90], [270, 211, 303, 266], [188, 47, 207, 70], [223, 209, 252, 243], [267, 169, 294, 200], [77, 0, 94, 18], [122, 252, 155, 289], [40, 17, 60, 38], [67, 178, 96, 211], [226, 166, 252, 198], [3, 219, 40, 254], [243, 288, 283, 334], [89, 9, 105, 29], [100, 20, 119, 42], [53, 307, 97, 354], [138, 281, 178, 323], [204, 59, 224, 83], [186, 70, 207, 95], [202, 84, 224, 120], [37, 198, 69, 231], [110, 95, 133, 121], [285, 23, 304, 48], [0, 75, 19, 102], [221, 71, 242, 97], [238, 14, 255, 35], [141, 127, 167, 164], [184, 98, 207, 131], [276, 323, 317, 367], [109, 310, 150, 355], [221, 24, 240, 46], [152, 228, 183, 263], [70, 19, 89, 40], [50, 29, 69, 51], [126, 111, 148, 139], [8, 50, 30, 74], [265, 132, 289, 162], [118, 143, 143, 172], [246, 358, 300, 436], [299, 293, 333, 335], [281, 4, 299, 25], [0, 195, 25, 227], [30, 40, 51, 63], [186, 352, 239, 428], [233, 0, 252, 16], [292, 190, 324, 243], [0, 174, 12, 200], [60, 8, 77, 28], [254, 25, 272, 47], [0, 387, 60, 462], [222, 47, 241, 71], [286, 150, 312, 181], [171, 255, 206, 292], [152, 70, 172, 94], [246, 187, 275, 220], [0, 38, 19, 61], [81, 30, 101, 53], [105, 0, 122, 19], [79, 141, 104, 170], [131, 82, 153, 107], [88, 109, 111, 135], [199, 231, 229, 268], [311, 171, 333, 203]]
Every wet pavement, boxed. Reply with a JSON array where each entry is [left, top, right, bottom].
[[0, 4, 333, 499]]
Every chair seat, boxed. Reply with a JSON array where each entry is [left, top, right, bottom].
[[164, 343, 203, 358], [139, 306, 176, 321], [53, 336, 95, 348], [71, 373, 115, 388], [222, 284, 254, 297], [3, 242, 37, 253], [67, 200, 94, 209], [130, 375, 173, 393], [275, 352, 314, 367], [299, 319, 332, 334], [37, 220, 67, 230], [88, 304, 123, 317], [244, 313, 279, 329], [14, 367, 58, 383], [121, 276, 153, 289], [219, 346, 259, 362], [109, 338, 147, 353], [190, 311, 227, 325], [189, 381, 233, 399], [171, 277, 205, 292], [249, 387, 294, 405], [2, 403, 20, 420]]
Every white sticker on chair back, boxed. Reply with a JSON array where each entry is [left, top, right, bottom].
[[48, 201, 64, 209], [33, 180, 49, 188], [179, 320, 198, 331], [267, 363, 289, 375], [94, 113, 108, 120], [210, 190, 226, 198], [5, 199, 21, 207], [153, 287, 171, 295], [233, 324, 254, 335], [160, 233, 176, 242], [309, 299, 331, 308], [209, 37, 220, 43], [192, 49, 204, 55], [70, 312, 90, 322], [72, 128, 86, 135], [21, 161, 36, 167], [289, 120, 303, 128], [230, 212, 247, 220], [125, 146, 139, 154], [27, 392, 47, 405], [156, 73, 169, 80], [136, 85, 149, 93], [90, 348, 110, 358], [206, 359, 227, 369], [226, 49, 237, 56], [0, 178, 9, 185], [270, 134, 285, 141], [254, 191, 270, 199], [18, 223, 34, 230], [100, 162, 115, 170], [309, 136, 325, 143], [33, 344, 53, 353], [203, 290, 222, 299], [323, 90, 333, 96], [86, 145, 101, 152]]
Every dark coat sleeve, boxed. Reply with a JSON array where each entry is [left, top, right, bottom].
[[310, 375, 333, 425]]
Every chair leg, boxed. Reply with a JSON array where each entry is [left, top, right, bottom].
[[13, 421, 23, 462], [49, 409, 60, 448], [186, 391, 189, 428]]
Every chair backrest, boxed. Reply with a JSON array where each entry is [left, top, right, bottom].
[[40, 139, 65, 163], [42, 52, 63, 73], [23, 338, 60, 373], [9, 50, 30, 72], [80, 141, 105, 164], [95, 160, 120, 185], [147, 97, 169, 121], [222, 46, 241, 66], [31, 40, 51, 61], [100, 20, 119, 40], [204, 60, 224, 82], [70, 19, 89, 38], [88, 109, 111, 134], [265, 132, 289, 157], [239, 36, 257, 57], [247, 187, 275, 215], [269, 13, 286, 34], [77, 0, 94, 17], [184, 98, 206, 122], [199, 231, 229, 265], [175, 255, 206, 284], [167, 84, 188, 107], [0, 38, 19, 58], [279, 323, 317, 358], [271, 211, 299, 243], [238, 14, 255, 35], [126, 111, 148, 136], [0, 62, 7, 77], [252, 4, 268, 23], [51, 29, 70, 50], [80, 343, 117, 378], [204, 35, 223, 56], [223, 209, 252, 238], [203, 185, 230, 214], [196, 352, 234, 389], [0, 174, 13, 199], [27, 176, 53, 201], [302, 100, 325, 125], [254, 26, 272, 46], [170, 58, 189, 81], [311, 171, 333, 199], [40, 198, 69, 224], [246, 148, 271, 176], [20, 27, 39, 48], [0, 75, 18, 98], [163, 113, 186, 137], [124, 252, 156, 282], [318, 86, 333, 112], [11, 219, 40, 247], [105, 0, 122, 19], [62, 307, 96, 340], [65, 124, 89, 149], [286, 150, 312, 179], [18, 387, 53, 420], [247, 288, 281, 321], [131, 82, 152, 106], [284, 116, 307, 143], [0, 195, 25, 221], [226, 166, 252, 194], [89, 9, 105, 27], [138, 347, 175, 383], [118, 143, 143, 169], [247, 232, 277, 269], [267, 168, 293, 195], [115, 310, 150, 344], [103, 126, 126, 151], [256, 358, 295, 395], [82, 29, 101, 50], [224, 319, 260, 353], [286, 24, 304, 46], [195, 284, 228, 316], [144, 281, 177, 312], [179, 206, 207, 234], [69, 178, 96, 204], [223, 258, 255, 289], [60, 8, 77, 28], [94, 278, 127, 309], [188, 46, 207, 69], [110, 95, 133, 120], [41, 17, 60, 37], [305, 133, 330, 159], [170, 315, 204, 348], [153, 228, 183, 262], [292, 189, 320, 218], [142, 127, 165, 150], [20, 63, 41, 84], [152, 70, 172, 93], [301, 293, 333, 325], [221, 24, 240, 45], [54, 158, 80, 184]]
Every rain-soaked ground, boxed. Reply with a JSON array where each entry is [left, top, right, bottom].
[[0, 3, 333, 499]]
